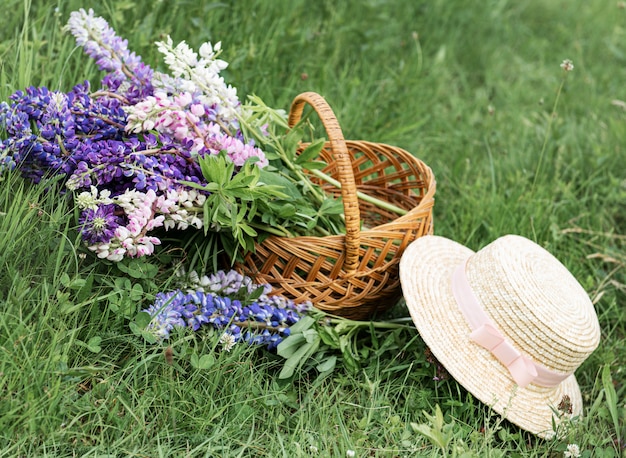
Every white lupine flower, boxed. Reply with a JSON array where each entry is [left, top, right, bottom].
[[76, 186, 112, 210], [153, 36, 241, 124], [157, 37, 198, 78]]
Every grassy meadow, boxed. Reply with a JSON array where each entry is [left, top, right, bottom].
[[1, 0, 625, 456]]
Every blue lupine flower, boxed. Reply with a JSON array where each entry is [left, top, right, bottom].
[[142, 270, 310, 350]]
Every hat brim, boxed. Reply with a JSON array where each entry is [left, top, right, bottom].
[[399, 235, 581, 437]]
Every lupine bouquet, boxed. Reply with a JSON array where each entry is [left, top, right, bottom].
[[0, 8, 345, 264], [0, 9, 351, 354], [0, 9, 412, 360]]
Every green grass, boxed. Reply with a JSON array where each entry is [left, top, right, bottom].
[[1, 0, 626, 456]]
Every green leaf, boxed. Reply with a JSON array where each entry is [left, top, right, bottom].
[[198, 154, 220, 184], [227, 166, 258, 189], [339, 334, 361, 373], [197, 150, 235, 187], [60, 273, 86, 290], [276, 334, 306, 359], [317, 325, 341, 348], [274, 202, 297, 218], [278, 336, 320, 379], [114, 277, 132, 290], [302, 328, 320, 344], [134, 311, 153, 328], [410, 405, 453, 452], [129, 283, 144, 301], [129, 316, 157, 344], [300, 160, 328, 171], [602, 364, 620, 436], [287, 315, 317, 334], [319, 197, 344, 215], [258, 169, 302, 198], [281, 127, 305, 162], [191, 352, 215, 370], [247, 285, 265, 302], [295, 138, 326, 165], [179, 179, 219, 193], [86, 336, 102, 353], [239, 222, 258, 237], [116, 259, 158, 279], [315, 355, 337, 373], [222, 154, 235, 184]]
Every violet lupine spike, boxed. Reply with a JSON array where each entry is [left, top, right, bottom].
[[143, 271, 307, 351], [66, 8, 154, 104], [0, 100, 32, 174], [142, 291, 192, 341], [68, 81, 128, 141], [0, 83, 136, 184], [2, 87, 80, 182]]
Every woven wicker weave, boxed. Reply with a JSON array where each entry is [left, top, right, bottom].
[[235, 92, 436, 320]]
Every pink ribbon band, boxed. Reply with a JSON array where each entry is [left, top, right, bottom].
[[451, 260, 570, 388]]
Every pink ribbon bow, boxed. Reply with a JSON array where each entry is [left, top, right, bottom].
[[470, 323, 538, 388], [451, 260, 570, 389]]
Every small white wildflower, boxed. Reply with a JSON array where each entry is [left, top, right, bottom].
[[308, 445, 319, 454], [219, 333, 236, 352], [346, 450, 356, 458], [560, 59, 574, 72], [564, 443, 581, 458]]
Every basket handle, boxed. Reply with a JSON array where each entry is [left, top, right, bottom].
[[288, 92, 361, 273]]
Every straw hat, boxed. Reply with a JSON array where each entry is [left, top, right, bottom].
[[399, 234, 601, 437]]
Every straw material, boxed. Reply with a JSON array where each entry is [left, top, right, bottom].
[[234, 92, 436, 319], [399, 234, 601, 437]]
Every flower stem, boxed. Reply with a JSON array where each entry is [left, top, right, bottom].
[[531, 73, 568, 193], [249, 222, 293, 237], [309, 169, 408, 217], [326, 317, 413, 330]]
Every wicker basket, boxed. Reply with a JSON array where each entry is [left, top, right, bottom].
[[235, 92, 436, 320]]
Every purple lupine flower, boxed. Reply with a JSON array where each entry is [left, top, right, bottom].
[[78, 203, 120, 244], [0, 143, 11, 172], [0, 83, 133, 184], [66, 8, 154, 103], [68, 81, 128, 141]]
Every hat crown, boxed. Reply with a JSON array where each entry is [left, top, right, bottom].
[[465, 235, 601, 374]]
